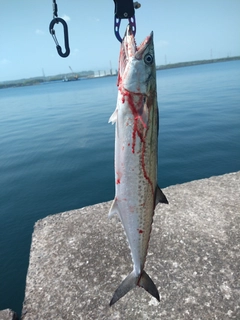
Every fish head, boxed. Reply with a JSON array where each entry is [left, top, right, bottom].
[[118, 25, 156, 95]]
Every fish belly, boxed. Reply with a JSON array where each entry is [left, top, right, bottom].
[[113, 99, 157, 276]]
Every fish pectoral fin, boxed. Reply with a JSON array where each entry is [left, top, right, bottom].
[[136, 101, 149, 128], [138, 270, 160, 302], [110, 271, 137, 306], [155, 185, 168, 206], [108, 108, 118, 124], [108, 198, 120, 219], [141, 101, 149, 128]]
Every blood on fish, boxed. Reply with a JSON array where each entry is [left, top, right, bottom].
[[121, 89, 154, 195], [137, 229, 144, 234], [141, 140, 154, 195], [116, 171, 122, 185], [122, 90, 145, 154]]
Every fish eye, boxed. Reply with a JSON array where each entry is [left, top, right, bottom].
[[144, 53, 153, 65]]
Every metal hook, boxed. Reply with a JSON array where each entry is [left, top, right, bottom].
[[113, 0, 137, 42], [114, 16, 136, 43], [49, 17, 70, 58]]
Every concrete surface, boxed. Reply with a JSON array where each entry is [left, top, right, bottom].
[[0, 309, 18, 320], [21, 172, 240, 319]]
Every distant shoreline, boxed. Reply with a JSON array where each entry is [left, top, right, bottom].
[[156, 56, 240, 71], [1, 56, 239, 89]]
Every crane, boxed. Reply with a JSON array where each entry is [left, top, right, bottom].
[[69, 66, 79, 80]]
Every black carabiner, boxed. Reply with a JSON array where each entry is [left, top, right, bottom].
[[113, 0, 137, 42], [49, 17, 70, 58]]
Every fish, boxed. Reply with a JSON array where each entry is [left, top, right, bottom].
[[108, 25, 168, 306]]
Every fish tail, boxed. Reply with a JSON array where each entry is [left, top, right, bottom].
[[109, 270, 160, 306], [138, 270, 160, 302]]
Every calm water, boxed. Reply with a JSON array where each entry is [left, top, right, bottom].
[[0, 61, 240, 315]]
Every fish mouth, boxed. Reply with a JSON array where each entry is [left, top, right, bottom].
[[118, 25, 153, 80], [123, 25, 153, 60]]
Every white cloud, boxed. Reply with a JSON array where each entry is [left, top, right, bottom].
[[0, 58, 10, 65], [61, 14, 70, 22], [90, 17, 100, 23], [36, 29, 44, 35], [156, 40, 169, 48], [72, 49, 80, 56]]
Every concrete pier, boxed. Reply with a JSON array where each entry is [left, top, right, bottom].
[[21, 172, 240, 319], [0, 309, 18, 320]]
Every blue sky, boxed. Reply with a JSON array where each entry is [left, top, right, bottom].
[[0, 0, 239, 81]]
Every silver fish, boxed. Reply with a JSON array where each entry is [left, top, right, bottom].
[[108, 25, 168, 306]]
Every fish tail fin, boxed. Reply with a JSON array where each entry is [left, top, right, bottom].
[[109, 270, 160, 306], [110, 271, 137, 306], [138, 270, 160, 302]]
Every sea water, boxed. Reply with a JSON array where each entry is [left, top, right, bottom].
[[0, 60, 239, 315]]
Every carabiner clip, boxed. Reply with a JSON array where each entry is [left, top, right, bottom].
[[49, 17, 70, 58], [114, 16, 136, 43], [113, 0, 137, 42]]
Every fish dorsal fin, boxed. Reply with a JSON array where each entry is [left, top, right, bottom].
[[155, 186, 168, 206], [108, 198, 120, 219]]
